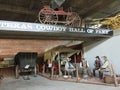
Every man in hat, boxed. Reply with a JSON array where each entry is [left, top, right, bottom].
[[79, 58, 92, 78], [98, 56, 111, 80], [65, 58, 75, 77]]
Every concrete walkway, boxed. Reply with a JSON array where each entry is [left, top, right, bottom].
[[0, 75, 120, 90]]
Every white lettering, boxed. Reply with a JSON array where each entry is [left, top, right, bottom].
[[0, 21, 111, 36], [46, 26, 53, 31], [36, 25, 67, 32], [36, 25, 46, 31], [62, 27, 67, 32], [95, 30, 109, 34], [26, 24, 32, 29], [87, 29, 94, 33], [0, 22, 33, 30], [0, 22, 7, 27], [69, 28, 85, 32], [20, 24, 27, 29]]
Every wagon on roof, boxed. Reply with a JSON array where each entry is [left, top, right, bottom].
[[38, 5, 81, 27]]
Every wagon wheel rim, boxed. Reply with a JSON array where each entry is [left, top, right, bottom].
[[15, 65, 19, 79], [66, 12, 81, 27], [38, 10, 48, 24], [38, 10, 58, 25]]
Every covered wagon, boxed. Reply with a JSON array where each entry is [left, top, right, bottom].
[[14, 52, 38, 79]]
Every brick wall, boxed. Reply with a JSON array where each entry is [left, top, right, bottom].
[[0, 39, 70, 58]]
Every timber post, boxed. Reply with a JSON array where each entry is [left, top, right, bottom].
[[111, 64, 118, 87]]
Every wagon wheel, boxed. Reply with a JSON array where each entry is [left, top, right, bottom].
[[38, 10, 58, 25], [66, 12, 81, 27], [15, 65, 20, 79]]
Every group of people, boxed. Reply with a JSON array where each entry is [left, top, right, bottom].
[[64, 58, 76, 77], [93, 56, 111, 80], [43, 55, 111, 80], [64, 56, 111, 80], [44, 60, 59, 75]]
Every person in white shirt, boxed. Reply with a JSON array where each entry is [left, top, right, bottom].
[[80, 58, 89, 69], [79, 58, 91, 78], [65, 58, 75, 77], [99, 56, 111, 80], [48, 60, 52, 74]]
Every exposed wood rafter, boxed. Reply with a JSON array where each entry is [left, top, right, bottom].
[[0, 4, 38, 15]]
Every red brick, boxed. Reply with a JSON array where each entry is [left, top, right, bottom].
[[0, 39, 70, 58]]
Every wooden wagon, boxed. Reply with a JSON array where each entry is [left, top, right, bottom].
[[14, 52, 38, 79], [38, 5, 81, 27]]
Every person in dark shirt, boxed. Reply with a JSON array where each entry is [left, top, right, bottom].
[[93, 56, 102, 77]]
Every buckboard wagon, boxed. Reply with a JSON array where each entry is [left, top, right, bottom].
[[38, 5, 81, 27], [14, 52, 38, 79]]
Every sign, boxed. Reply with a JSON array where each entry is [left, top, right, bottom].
[[0, 20, 113, 36]]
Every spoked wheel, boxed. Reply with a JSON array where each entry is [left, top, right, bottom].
[[15, 65, 20, 79], [66, 12, 81, 27], [38, 10, 58, 25]]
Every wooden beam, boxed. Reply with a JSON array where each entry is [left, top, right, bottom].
[[111, 64, 118, 87], [0, 4, 38, 15], [78, 0, 103, 15], [83, 0, 118, 18]]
